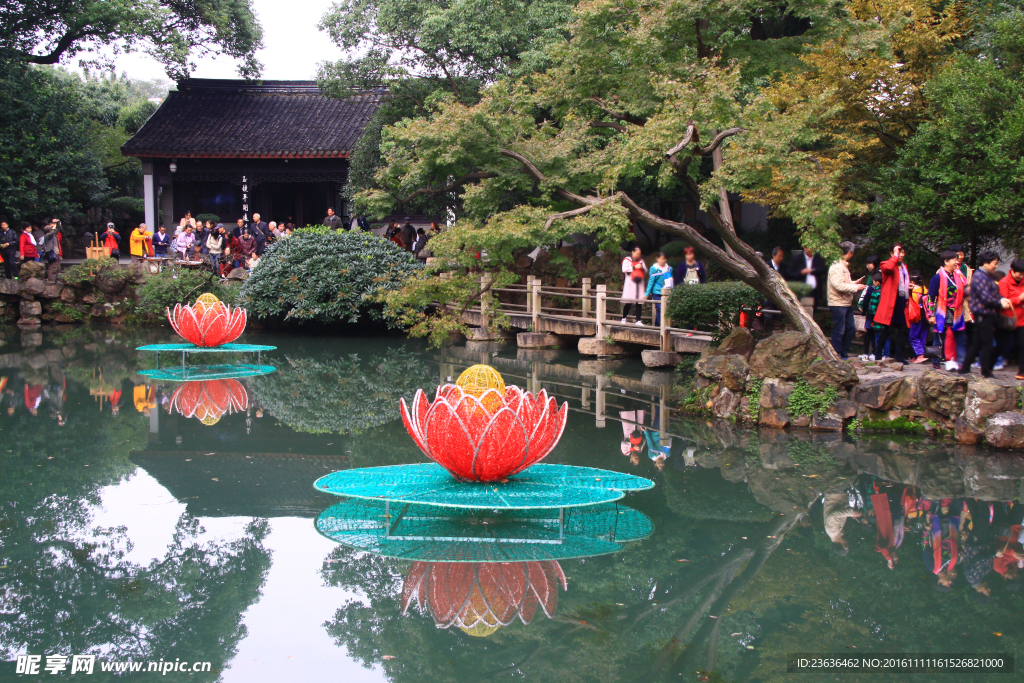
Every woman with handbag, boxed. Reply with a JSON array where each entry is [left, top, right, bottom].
[[620, 246, 648, 325]]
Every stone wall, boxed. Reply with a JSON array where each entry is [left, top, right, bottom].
[[685, 328, 1024, 450], [0, 261, 140, 327]]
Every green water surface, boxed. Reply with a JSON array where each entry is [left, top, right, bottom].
[[0, 327, 1019, 683]]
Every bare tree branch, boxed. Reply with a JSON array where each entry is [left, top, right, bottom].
[[498, 149, 592, 205], [665, 122, 699, 158], [589, 96, 646, 126], [589, 121, 627, 133], [698, 127, 747, 155]]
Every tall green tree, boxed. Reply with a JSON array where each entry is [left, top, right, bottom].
[[362, 0, 855, 352], [0, 0, 263, 79], [871, 6, 1024, 261], [316, 0, 577, 206], [0, 62, 108, 221]]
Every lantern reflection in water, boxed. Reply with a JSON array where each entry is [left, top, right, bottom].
[[401, 560, 566, 637], [169, 379, 248, 425]]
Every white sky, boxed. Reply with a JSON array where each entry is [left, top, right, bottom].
[[75, 0, 341, 82]]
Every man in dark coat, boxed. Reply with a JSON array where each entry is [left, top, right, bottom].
[[400, 217, 416, 251], [250, 212, 268, 238], [324, 207, 344, 231], [0, 220, 19, 279], [788, 247, 828, 303]]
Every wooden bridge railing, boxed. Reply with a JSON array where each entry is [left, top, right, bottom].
[[439, 273, 707, 352]]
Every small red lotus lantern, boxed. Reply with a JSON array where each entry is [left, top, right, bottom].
[[400, 365, 568, 482], [167, 293, 246, 347], [170, 379, 248, 425], [401, 560, 566, 636]]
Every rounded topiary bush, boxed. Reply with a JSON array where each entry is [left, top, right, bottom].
[[239, 227, 423, 324], [666, 281, 763, 332]]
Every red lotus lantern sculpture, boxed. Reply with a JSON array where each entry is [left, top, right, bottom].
[[400, 365, 568, 482], [170, 379, 248, 425], [167, 293, 246, 347], [401, 560, 566, 636]]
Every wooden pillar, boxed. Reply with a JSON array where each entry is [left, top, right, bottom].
[[532, 279, 541, 332], [142, 161, 156, 231], [581, 278, 591, 318], [480, 274, 491, 330], [659, 383, 669, 444], [596, 285, 607, 338], [660, 285, 673, 352], [525, 275, 535, 314]]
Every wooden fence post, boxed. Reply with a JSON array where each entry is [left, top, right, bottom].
[[581, 278, 591, 318], [660, 285, 672, 352], [596, 284, 607, 339], [532, 279, 541, 331], [480, 274, 491, 330], [525, 275, 534, 315]]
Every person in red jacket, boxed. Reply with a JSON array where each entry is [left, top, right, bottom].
[[873, 244, 911, 364], [19, 223, 39, 262], [998, 260, 1024, 380]]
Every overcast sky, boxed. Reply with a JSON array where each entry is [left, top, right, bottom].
[[77, 0, 341, 83]]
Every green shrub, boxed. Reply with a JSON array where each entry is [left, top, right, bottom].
[[131, 267, 238, 324], [787, 381, 838, 417], [239, 227, 423, 325], [59, 258, 133, 286], [665, 281, 763, 331], [195, 213, 220, 224], [787, 281, 814, 298]]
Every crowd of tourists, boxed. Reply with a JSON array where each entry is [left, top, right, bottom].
[[822, 475, 1022, 600], [825, 242, 1024, 380], [0, 218, 64, 282], [619, 239, 1023, 379], [35, 210, 440, 279]]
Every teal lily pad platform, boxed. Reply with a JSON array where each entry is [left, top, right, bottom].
[[314, 463, 653, 510], [315, 499, 653, 561], [137, 342, 277, 381], [139, 363, 277, 381]]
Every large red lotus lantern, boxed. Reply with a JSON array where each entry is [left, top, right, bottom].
[[400, 365, 568, 482], [167, 293, 246, 347], [170, 379, 248, 425], [401, 560, 566, 636]]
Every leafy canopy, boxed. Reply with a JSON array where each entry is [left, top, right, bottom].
[[0, 0, 264, 79]]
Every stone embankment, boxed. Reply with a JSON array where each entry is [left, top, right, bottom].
[[689, 328, 1024, 450], [0, 261, 138, 326]]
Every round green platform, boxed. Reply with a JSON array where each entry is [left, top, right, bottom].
[[139, 363, 276, 381], [314, 498, 653, 561], [136, 343, 277, 353], [314, 463, 653, 510]]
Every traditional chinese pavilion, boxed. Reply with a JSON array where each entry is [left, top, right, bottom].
[[121, 79, 384, 229]]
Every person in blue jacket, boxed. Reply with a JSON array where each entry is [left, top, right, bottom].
[[646, 251, 674, 325]]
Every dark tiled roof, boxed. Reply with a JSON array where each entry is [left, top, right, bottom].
[[122, 79, 385, 159]]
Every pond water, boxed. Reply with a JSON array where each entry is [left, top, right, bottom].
[[0, 327, 1021, 682]]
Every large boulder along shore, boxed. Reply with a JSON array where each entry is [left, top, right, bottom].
[[685, 328, 1024, 450]]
